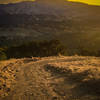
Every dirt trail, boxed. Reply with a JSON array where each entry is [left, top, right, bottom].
[[0, 56, 100, 100]]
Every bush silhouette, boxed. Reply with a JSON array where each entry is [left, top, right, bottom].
[[0, 48, 7, 60], [6, 39, 67, 59]]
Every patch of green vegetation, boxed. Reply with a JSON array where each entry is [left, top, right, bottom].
[[0, 48, 7, 60], [1, 38, 100, 61], [5, 39, 67, 59]]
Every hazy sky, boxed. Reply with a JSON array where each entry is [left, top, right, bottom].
[[68, 0, 100, 5], [0, 0, 100, 5]]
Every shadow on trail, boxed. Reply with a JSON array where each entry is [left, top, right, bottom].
[[44, 64, 100, 100]]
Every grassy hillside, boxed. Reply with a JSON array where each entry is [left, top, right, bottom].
[[0, 56, 100, 100], [0, 1, 100, 54], [0, 14, 100, 55]]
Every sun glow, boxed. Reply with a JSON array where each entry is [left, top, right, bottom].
[[68, 0, 100, 6]]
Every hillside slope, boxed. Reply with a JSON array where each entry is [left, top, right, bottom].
[[0, 1, 100, 53], [0, 56, 100, 100], [0, 1, 100, 26]]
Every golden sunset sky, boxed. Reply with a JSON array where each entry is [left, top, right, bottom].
[[0, 0, 100, 5], [68, 0, 100, 5]]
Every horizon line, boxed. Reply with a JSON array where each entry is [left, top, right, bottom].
[[0, 0, 100, 7]]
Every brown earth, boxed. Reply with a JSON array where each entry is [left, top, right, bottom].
[[0, 56, 100, 100]]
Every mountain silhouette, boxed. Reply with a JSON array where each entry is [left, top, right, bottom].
[[0, 0, 100, 18]]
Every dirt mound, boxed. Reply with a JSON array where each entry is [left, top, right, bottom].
[[0, 56, 100, 100]]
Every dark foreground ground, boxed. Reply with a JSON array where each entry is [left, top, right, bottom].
[[0, 56, 100, 100]]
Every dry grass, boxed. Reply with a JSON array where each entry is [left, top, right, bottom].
[[0, 56, 100, 100], [0, 58, 40, 97]]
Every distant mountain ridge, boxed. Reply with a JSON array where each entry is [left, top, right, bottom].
[[0, 0, 100, 54], [0, 0, 100, 17], [0, 0, 100, 29]]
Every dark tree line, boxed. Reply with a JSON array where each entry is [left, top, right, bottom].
[[0, 39, 66, 60], [1, 39, 100, 61]]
